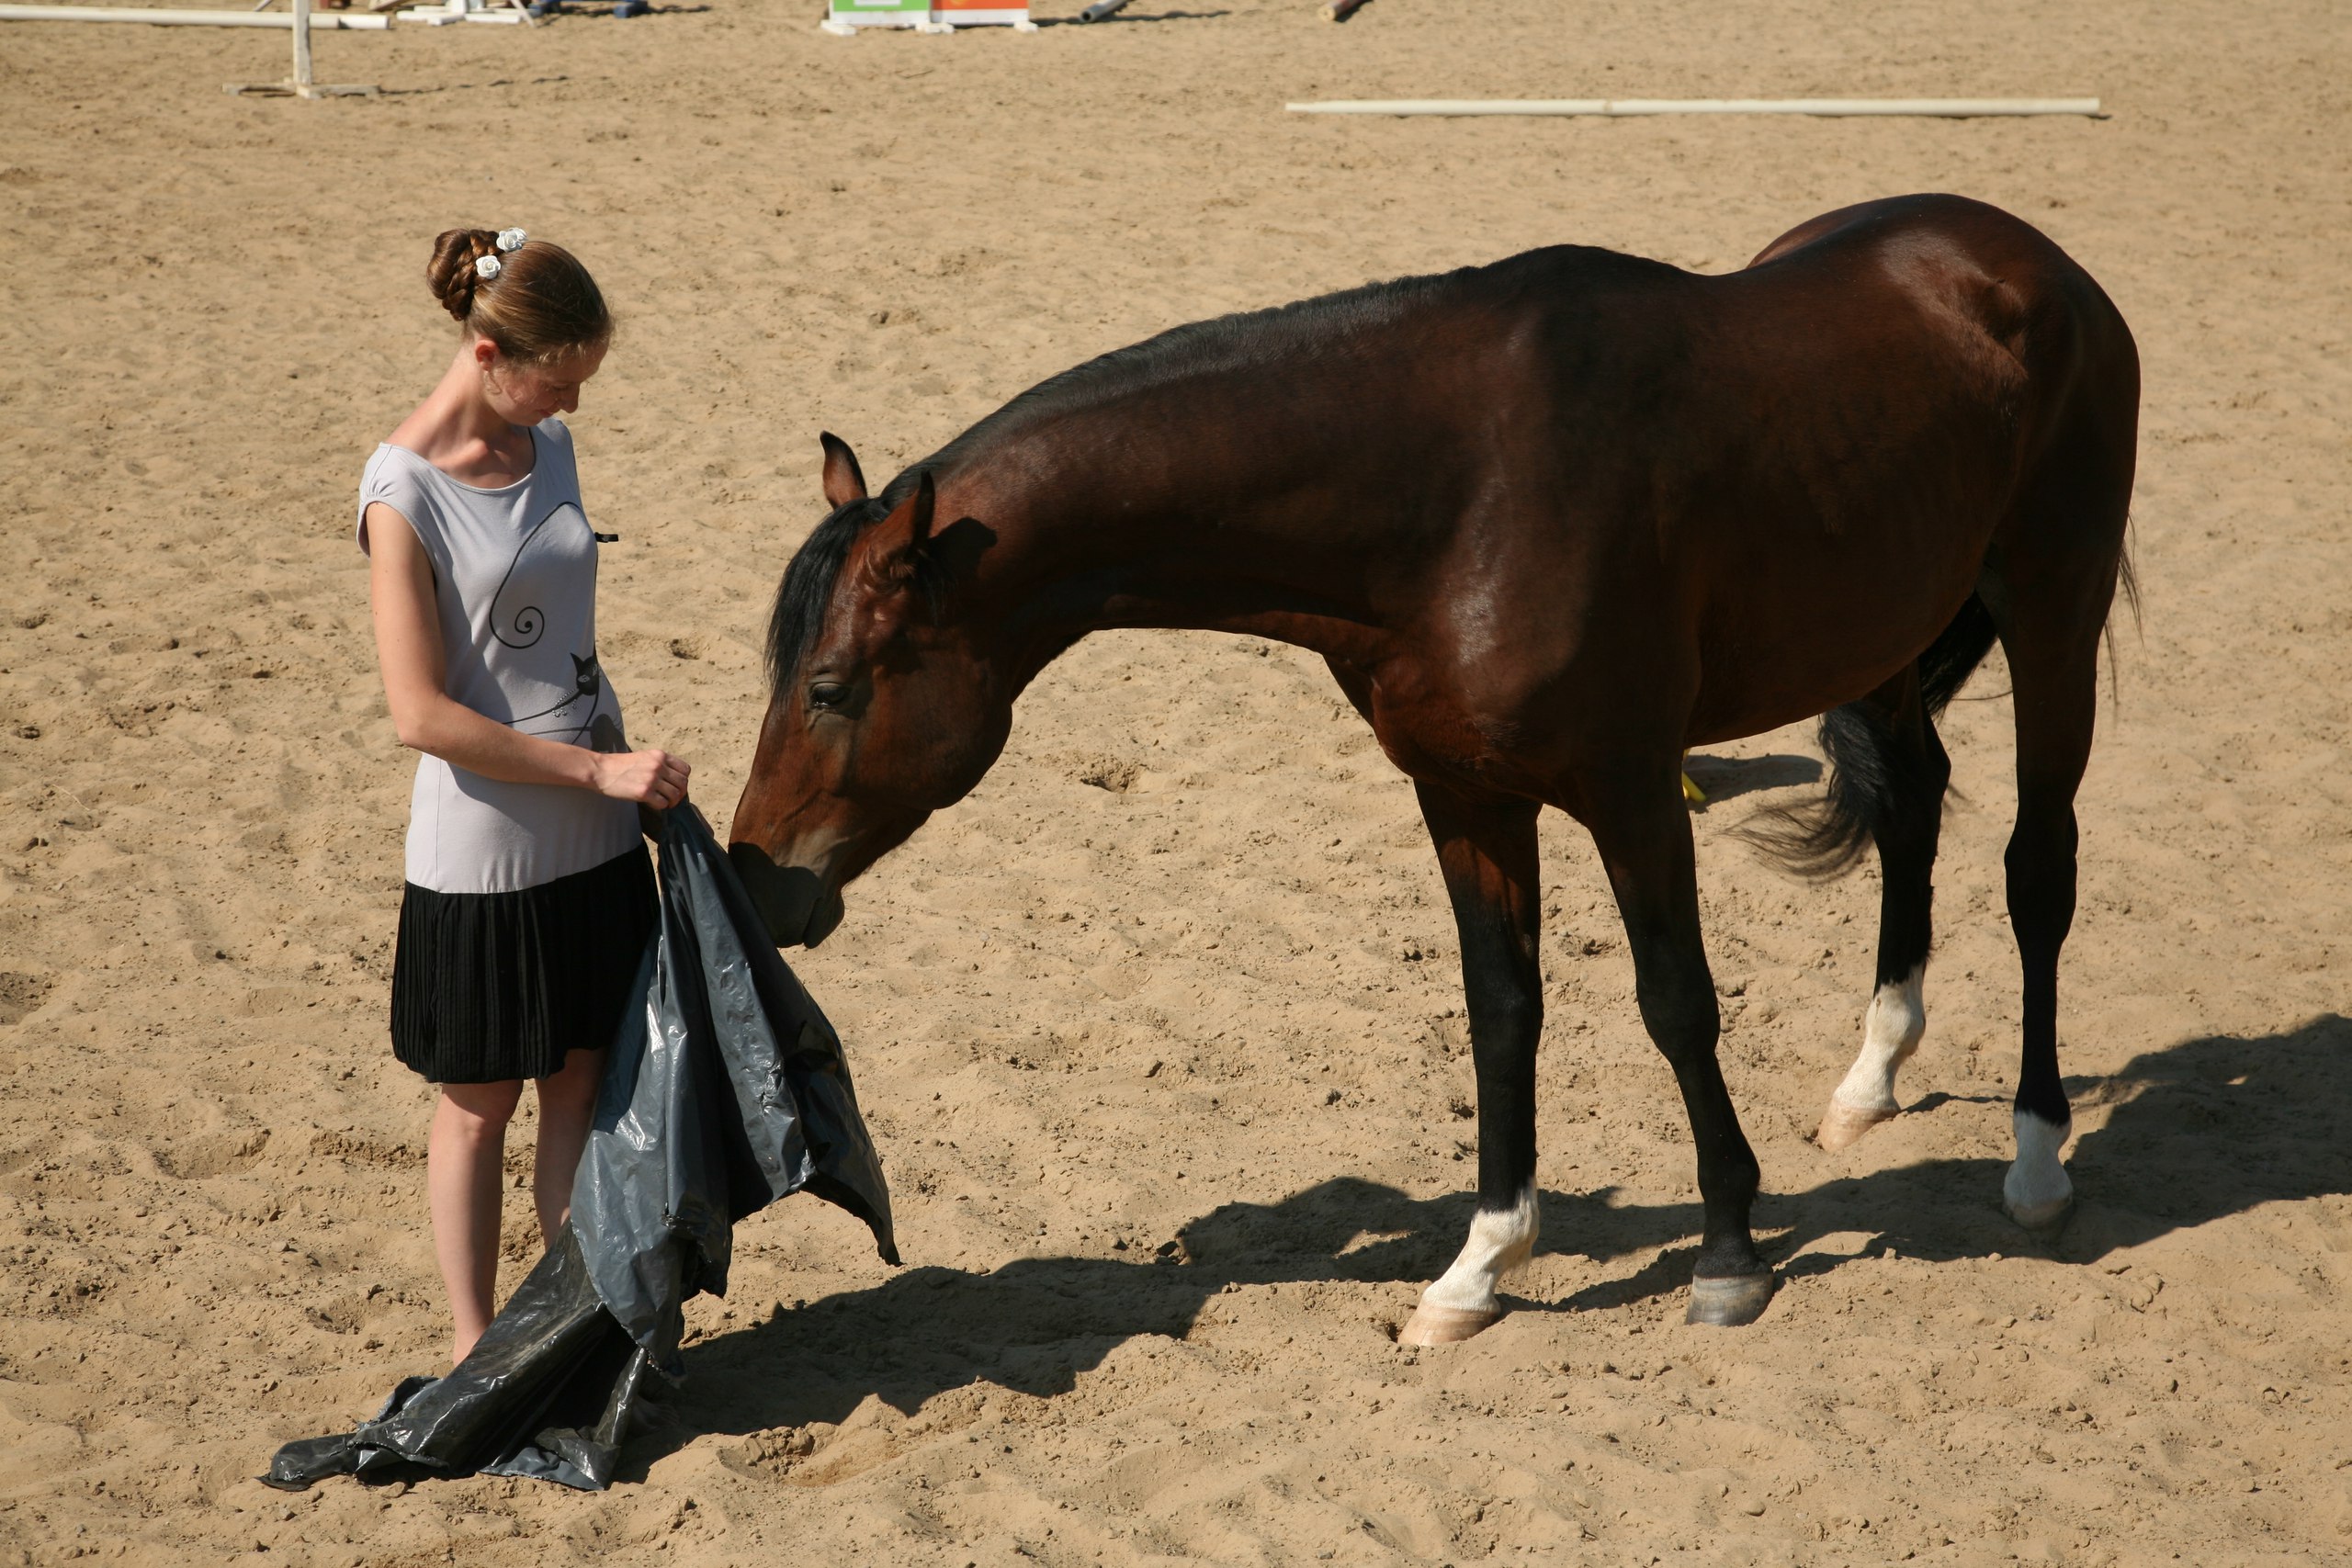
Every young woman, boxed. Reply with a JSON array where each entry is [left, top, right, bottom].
[[361, 227, 687, 1366]]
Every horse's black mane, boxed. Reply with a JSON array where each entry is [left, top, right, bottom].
[[764, 492, 891, 696], [762, 257, 1537, 697]]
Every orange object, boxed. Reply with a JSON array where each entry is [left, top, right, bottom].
[[933, 0, 1030, 23]]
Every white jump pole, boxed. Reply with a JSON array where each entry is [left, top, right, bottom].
[[227, 0, 378, 96], [0, 3, 388, 23], [290, 0, 312, 83], [1286, 97, 2104, 118]]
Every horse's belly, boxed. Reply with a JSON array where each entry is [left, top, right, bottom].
[[1684, 532, 1989, 743]]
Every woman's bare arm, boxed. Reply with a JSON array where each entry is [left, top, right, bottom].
[[366, 502, 688, 806]]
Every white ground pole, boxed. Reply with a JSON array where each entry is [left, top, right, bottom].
[[820, 10, 1035, 31], [1286, 98, 2104, 118], [0, 2, 556, 90], [0, 3, 524, 28], [0, 4, 387, 24]]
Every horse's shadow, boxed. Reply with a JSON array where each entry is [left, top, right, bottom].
[[637, 1016, 2352, 1469]]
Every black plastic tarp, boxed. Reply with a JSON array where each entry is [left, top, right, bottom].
[[265, 803, 894, 1491]]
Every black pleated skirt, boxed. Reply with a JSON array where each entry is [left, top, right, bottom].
[[390, 844, 659, 1085]]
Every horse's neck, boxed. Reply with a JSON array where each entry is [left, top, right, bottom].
[[954, 410, 1394, 682]]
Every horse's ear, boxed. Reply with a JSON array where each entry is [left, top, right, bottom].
[[906, 471, 936, 549], [819, 432, 867, 509], [863, 473, 942, 598]]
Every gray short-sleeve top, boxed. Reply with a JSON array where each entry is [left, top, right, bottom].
[[357, 418, 639, 895]]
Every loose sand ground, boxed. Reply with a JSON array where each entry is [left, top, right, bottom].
[[2, 2, 2349, 1563]]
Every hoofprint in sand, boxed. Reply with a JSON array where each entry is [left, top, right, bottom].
[[1, 2, 2347, 1564]]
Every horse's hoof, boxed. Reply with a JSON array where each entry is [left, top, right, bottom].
[[1815, 1099, 1898, 1154], [2005, 1193, 2074, 1241], [1685, 1270, 1775, 1326], [1397, 1303, 1502, 1346]]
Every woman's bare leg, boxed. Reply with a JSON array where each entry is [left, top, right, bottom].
[[428, 1079, 524, 1367], [532, 1047, 605, 1249]]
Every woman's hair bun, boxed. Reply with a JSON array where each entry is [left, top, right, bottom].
[[426, 228, 502, 322], [422, 226, 611, 363]]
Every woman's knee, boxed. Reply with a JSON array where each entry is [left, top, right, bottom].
[[437, 1080, 525, 1135], [536, 1048, 605, 1114]]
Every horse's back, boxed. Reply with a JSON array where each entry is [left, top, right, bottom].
[[1444, 197, 2137, 748], [1740, 194, 2140, 562], [1741, 193, 2137, 400], [1746, 192, 2095, 296]]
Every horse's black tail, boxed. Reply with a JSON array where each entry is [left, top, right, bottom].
[[1743, 592, 1999, 878]]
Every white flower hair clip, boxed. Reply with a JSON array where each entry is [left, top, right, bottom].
[[474, 254, 503, 281], [495, 227, 527, 253]]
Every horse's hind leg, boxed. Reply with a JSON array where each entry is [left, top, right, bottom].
[[1397, 782, 1544, 1346], [1984, 285, 2136, 1235], [1986, 574, 2108, 1237], [1816, 670, 1952, 1151]]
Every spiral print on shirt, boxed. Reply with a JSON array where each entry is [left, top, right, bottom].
[[486, 502, 592, 650], [482, 501, 615, 745]]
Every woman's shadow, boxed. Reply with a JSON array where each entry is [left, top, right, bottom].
[[638, 1014, 2352, 1471]]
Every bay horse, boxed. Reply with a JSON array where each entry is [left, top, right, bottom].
[[729, 194, 2139, 1341]]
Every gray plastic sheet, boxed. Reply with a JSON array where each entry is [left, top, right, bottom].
[[263, 803, 894, 1492]]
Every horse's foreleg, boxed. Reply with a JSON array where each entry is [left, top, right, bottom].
[[1817, 672, 1951, 1152], [1586, 760, 1773, 1325], [1398, 782, 1543, 1347]]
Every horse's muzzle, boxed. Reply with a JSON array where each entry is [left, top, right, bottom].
[[726, 842, 846, 949]]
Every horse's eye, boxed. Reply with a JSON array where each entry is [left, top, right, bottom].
[[808, 681, 850, 710]]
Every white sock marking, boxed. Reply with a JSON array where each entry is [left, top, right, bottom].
[[1827, 964, 1928, 1116], [1417, 1182, 1540, 1315], [2004, 1109, 2074, 1223]]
